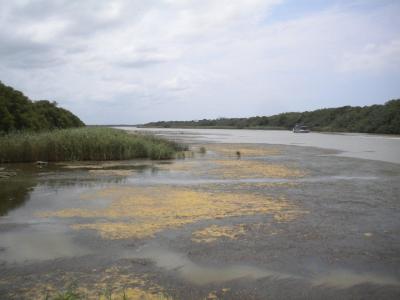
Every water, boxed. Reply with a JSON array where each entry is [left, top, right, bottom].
[[1, 128, 400, 299], [118, 127, 400, 164]]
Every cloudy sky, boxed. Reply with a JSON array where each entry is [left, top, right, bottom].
[[1, 0, 399, 124]]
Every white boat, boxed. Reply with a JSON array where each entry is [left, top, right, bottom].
[[293, 124, 310, 133]]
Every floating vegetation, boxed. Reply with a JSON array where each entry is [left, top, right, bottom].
[[6, 266, 172, 300], [192, 223, 285, 243], [210, 160, 306, 179], [192, 224, 247, 243], [206, 144, 280, 157], [38, 186, 305, 239]]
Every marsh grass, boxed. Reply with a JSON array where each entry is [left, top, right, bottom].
[[0, 127, 186, 163]]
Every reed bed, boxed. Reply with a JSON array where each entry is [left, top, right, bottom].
[[0, 127, 185, 162]]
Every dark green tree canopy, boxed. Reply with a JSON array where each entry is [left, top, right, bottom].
[[142, 99, 400, 134], [0, 81, 84, 133]]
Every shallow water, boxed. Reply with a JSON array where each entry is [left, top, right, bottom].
[[119, 127, 400, 164], [1, 132, 400, 299]]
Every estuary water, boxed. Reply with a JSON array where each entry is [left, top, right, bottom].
[[118, 127, 400, 164], [1, 127, 400, 299]]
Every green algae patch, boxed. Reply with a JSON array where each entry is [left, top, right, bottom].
[[38, 186, 305, 240]]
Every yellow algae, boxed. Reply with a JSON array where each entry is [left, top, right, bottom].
[[210, 159, 305, 179], [115, 288, 172, 300], [192, 224, 247, 243], [206, 287, 231, 299], [15, 266, 172, 300], [192, 223, 287, 243], [38, 186, 305, 239], [207, 291, 218, 299], [207, 144, 280, 157], [273, 210, 303, 222]]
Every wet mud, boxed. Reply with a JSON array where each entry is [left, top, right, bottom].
[[1, 138, 400, 299]]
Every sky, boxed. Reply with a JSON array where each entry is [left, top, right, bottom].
[[0, 0, 399, 124]]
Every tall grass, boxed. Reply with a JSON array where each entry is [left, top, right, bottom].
[[0, 127, 185, 163]]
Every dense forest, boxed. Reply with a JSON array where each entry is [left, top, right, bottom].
[[0, 81, 84, 133], [142, 100, 400, 134]]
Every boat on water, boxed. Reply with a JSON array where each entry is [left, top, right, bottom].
[[293, 124, 310, 133]]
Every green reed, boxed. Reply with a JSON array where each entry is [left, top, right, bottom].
[[0, 127, 185, 163]]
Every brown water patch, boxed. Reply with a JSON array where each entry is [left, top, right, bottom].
[[38, 186, 305, 239]]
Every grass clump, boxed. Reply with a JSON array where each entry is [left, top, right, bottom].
[[0, 127, 186, 163]]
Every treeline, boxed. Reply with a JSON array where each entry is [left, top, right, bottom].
[[0, 81, 84, 133], [142, 100, 400, 134]]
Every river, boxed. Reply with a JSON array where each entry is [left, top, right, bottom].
[[0, 127, 399, 299]]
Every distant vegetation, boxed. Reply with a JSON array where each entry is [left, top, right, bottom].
[[142, 100, 400, 134], [0, 127, 185, 163], [0, 81, 84, 133]]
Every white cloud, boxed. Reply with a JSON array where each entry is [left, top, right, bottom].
[[337, 40, 400, 72], [0, 0, 399, 123]]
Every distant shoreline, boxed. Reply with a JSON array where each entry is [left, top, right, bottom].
[[128, 100, 400, 135], [90, 124, 400, 136]]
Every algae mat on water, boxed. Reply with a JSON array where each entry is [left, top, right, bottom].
[[5, 266, 172, 300], [38, 186, 306, 239]]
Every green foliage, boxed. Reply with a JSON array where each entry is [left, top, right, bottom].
[[0, 81, 84, 133], [0, 127, 185, 163], [141, 99, 400, 134]]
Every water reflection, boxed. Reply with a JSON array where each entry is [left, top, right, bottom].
[[0, 162, 159, 216], [311, 269, 400, 288], [0, 175, 37, 216], [128, 244, 296, 285], [128, 245, 400, 288], [0, 225, 89, 263]]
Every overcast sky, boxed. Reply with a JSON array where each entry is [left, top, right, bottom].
[[1, 0, 399, 124]]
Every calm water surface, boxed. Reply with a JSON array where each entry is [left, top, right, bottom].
[[118, 127, 400, 164], [1, 128, 399, 299]]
